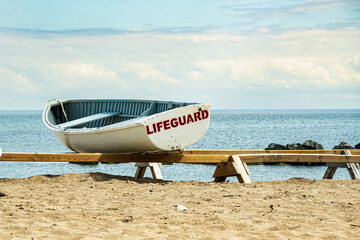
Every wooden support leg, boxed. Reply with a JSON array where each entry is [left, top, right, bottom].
[[213, 155, 251, 183], [347, 163, 360, 180], [323, 167, 337, 179], [135, 167, 147, 178], [134, 162, 163, 180], [150, 163, 163, 180], [323, 150, 359, 180]]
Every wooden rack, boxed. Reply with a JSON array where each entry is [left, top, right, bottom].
[[0, 149, 359, 183]]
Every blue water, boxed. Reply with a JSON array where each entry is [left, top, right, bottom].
[[0, 110, 359, 181]]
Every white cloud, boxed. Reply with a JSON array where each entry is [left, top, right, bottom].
[[350, 54, 360, 73], [0, 67, 37, 92], [120, 63, 182, 86], [0, 28, 359, 109], [49, 63, 129, 90]]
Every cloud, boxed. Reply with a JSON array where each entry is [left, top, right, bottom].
[[0, 67, 37, 92], [120, 63, 182, 86], [350, 55, 360, 73], [0, 28, 359, 109], [223, 0, 360, 32], [50, 63, 129, 89]]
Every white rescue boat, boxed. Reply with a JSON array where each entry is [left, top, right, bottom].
[[42, 99, 211, 153]]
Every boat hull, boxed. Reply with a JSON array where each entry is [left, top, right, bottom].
[[43, 101, 211, 153]]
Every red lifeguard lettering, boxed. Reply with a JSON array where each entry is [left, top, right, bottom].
[[146, 125, 153, 135], [170, 118, 179, 128], [178, 116, 186, 125], [145, 108, 210, 135], [201, 109, 209, 119], [187, 114, 194, 124], [194, 112, 202, 121], [156, 121, 163, 131], [163, 120, 171, 130]]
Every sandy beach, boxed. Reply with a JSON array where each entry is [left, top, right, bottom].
[[0, 173, 359, 239]]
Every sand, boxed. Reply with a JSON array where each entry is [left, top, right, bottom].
[[0, 173, 359, 240]]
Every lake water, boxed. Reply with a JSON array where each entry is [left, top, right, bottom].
[[0, 110, 359, 182]]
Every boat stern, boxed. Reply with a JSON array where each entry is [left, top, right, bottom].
[[143, 104, 211, 151]]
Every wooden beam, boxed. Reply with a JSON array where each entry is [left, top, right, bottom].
[[236, 154, 360, 163], [1, 152, 360, 164], [134, 162, 163, 180], [185, 149, 360, 155], [323, 150, 360, 180], [213, 155, 251, 183], [0, 152, 231, 164]]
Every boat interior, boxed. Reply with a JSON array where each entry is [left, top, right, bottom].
[[46, 99, 195, 130]]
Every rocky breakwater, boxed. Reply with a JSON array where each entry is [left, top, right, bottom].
[[265, 140, 324, 150], [265, 140, 360, 150], [264, 140, 360, 165]]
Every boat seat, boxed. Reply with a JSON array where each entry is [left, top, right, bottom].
[[57, 112, 121, 129]]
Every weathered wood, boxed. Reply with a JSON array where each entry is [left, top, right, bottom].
[[134, 162, 163, 180], [150, 164, 163, 180], [243, 163, 251, 175], [213, 162, 239, 178], [185, 149, 360, 155], [135, 162, 163, 168], [326, 163, 359, 168], [237, 154, 360, 163], [0, 153, 231, 164], [323, 167, 337, 179], [213, 155, 251, 183], [348, 164, 360, 180], [1, 152, 360, 164], [135, 167, 146, 178], [214, 176, 227, 182], [232, 155, 251, 183], [323, 150, 360, 180]]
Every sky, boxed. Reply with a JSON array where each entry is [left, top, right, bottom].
[[0, 0, 359, 109]]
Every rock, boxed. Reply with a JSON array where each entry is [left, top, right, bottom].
[[265, 143, 287, 150], [355, 143, 360, 149], [302, 140, 324, 150], [286, 143, 305, 150], [333, 142, 354, 149]]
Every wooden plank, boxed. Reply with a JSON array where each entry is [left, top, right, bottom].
[[342, 150, 360, 180], [0, 153, 231, 164], [134, 162, 163, 180], [326, 163, 353, 168], [236, 154, 360, 163], [57, 112, 120, 129], [348, 164, 360, 180], [185, 149, 360, 155], [232, 155, 251, 183], [213, 162, 239, 178], [243, 163, 251, 175], [135, 167, 146, 178], [135, 162, 163, 167], [1, 152, 360, 164], [323, 167, 337, 179], [212, 155, 251, 183], [323, 149, 360, 180], [150, 164, 163, 180], [214, 176, 227, 182]]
